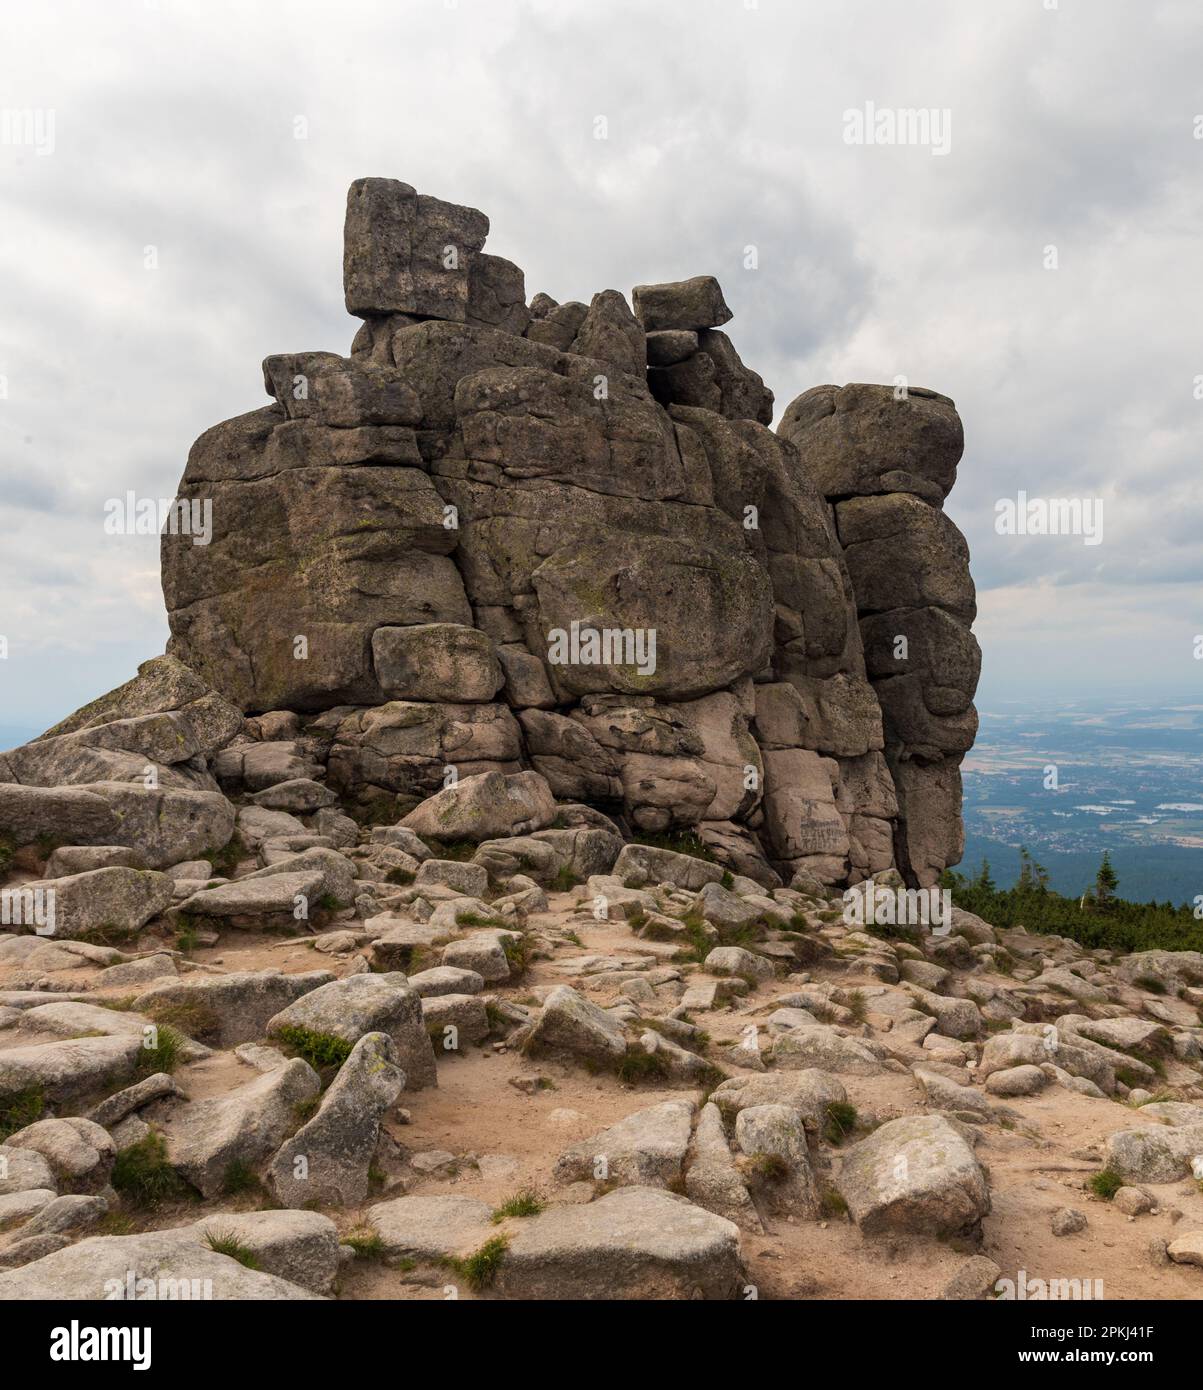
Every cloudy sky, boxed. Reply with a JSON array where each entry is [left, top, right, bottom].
[[2, 0, 1201, 742]]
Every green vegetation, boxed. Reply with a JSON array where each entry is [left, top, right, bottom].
[[822, 1100, 859, 1146], [0, 835, 14, 874], [342, 1226, 385, 1260], [204, 1231, 261, 1269], [745, 1152, 790, 1183], [445, 1234, 509, 1291], [112, 1133, 189, 1206], [0, 1086, 45, 1141], [76, 922, 139, 947], [631, 829, 716, 861], [275, 1025, 353, 1070], [136, 1024, 185, 1075], [1088, 1167, 1124, 1201], [203, 835, 245, 878], [500, 933, 530, 978], [820, 1185, 849, 1218], [550, 865, 581, 892], [616, 1044, 672, 1085], [492, 1190, 544, 1222], [420, 839, 478, 862], [292, 1096, 320, 1124], [142, 998, 221, 1046], [220, 1159, 262, 1197], [455, 911, 507, 929], [943, 848, 1203, 955]]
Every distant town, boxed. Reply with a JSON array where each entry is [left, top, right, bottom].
[[962, 697, 1203, 906]]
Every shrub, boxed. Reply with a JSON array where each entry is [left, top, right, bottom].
[[631, 829, 716, 862], [616, 1044, 671, 1085], [204, 836, 245, 878], [823, 1100, 859, 1145], [500, 933, 530, 978], [142, 999, 222, 1046], [745, 1152, 790, 1183], [1088, 1168, 1124, 1201], [820, 1185, 849, 1218], [112, 1133, 189, 1206]]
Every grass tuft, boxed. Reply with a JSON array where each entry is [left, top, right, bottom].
[[1088, 1167, 1124, 1200], [491, 1189, 544, 1222], [220, 1159, 262, 1197], [822, 1100, 859, 1145], [204, 1230, 261, 1269], [445, 1234, 509, 1291], [343, 1226, 385, 1260], [0, 1085, 46, 1142], [137, 1024, 185, 1075], [275, 1025, 353, 1070], [112, 1132, 189, 1207]]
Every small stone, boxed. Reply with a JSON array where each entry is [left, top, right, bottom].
[[1051, 1207, 1088, 1236]]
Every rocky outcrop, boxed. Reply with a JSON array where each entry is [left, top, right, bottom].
[[778, 384, 980, 885], [0, 174, 970, 890]]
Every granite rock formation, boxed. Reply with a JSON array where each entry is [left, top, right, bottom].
[[6, 178, 979, 890]]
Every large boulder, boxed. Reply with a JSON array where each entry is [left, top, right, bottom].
[[0, 1228, 321, 1300], [401, 770, 556, 842], [495, 1187, 744, 1300], [8, 867, 173, 941], [157, 1059, 321, 1198], [836, 1114, 990, 1237], [134, 970, 334, 1048], [779, 383, 963, 504], [525, 985, 628, 1066], [1103, 1123, 1203, 1184], [266, 973, 437, 1090], [553, 1100, 694, 1188], [268, 1032, 406, 1207]]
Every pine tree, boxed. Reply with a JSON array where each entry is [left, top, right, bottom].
[[1094, 851, 1118, 908], [974, 858, 996, 893], [1017, 846, 1034, 891]]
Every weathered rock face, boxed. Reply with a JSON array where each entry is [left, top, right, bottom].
[[0, 178, 976, 891], [778, 383, 980, 885]]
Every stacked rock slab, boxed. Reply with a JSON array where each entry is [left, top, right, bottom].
[[150, 178, 977, 888], [777, 384, 980, 886]]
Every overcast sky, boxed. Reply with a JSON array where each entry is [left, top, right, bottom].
[[2, 0, 1201, 740]]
